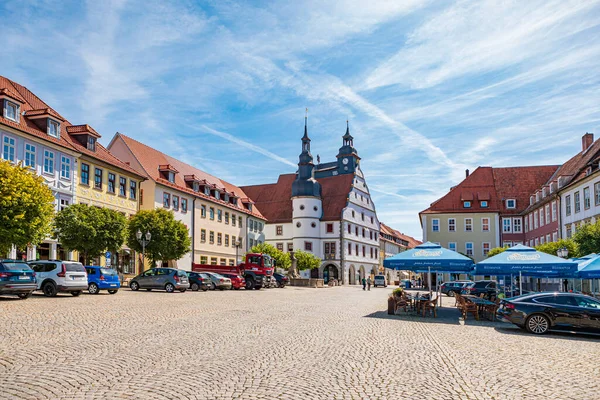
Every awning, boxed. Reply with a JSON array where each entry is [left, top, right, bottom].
[[576, 255, 600, 278], [474, 244, 577, 277], [383, 242, 474, 273]]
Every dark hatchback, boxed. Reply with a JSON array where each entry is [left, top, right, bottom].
[[273, 273, 289, 288], [0, 260, 36, 299], [497, 292, 600, 334], [461, 280, 499, 300], [440, 281, 472, 296], [187, 272, 211, 292]]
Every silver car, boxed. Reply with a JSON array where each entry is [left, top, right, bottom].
[[129, 268, 190, 293], [199, 272, 232, 290]]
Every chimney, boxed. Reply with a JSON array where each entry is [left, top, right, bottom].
[[465, 169, 470, 178], [582, 132, 594, 152]]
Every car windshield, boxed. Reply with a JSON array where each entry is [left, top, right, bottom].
[[65, 262, 86, 272], [2, 262, 31, 271], [474, 282, 490, 288], [100, 268, 117, 276], [263, 255, 273, 268]]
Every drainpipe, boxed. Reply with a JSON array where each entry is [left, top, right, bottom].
[[191, 197, 196, 266]]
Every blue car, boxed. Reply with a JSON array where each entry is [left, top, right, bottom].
[[85, 266, 120, 294]]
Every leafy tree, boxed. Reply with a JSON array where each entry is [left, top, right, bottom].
[[54, 204, 128, 265], [535, 239, 579, 258], [487, 247, 507, 258], [250, 242, 291, 270], [294, 250, 321, 271], [127, 209, 191, 267], [0, 160, 55, 255], [572, 221, 600, 256]]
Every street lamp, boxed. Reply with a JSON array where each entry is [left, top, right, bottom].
[[556, 246, 569, 258], [136, 230, 151, 271]]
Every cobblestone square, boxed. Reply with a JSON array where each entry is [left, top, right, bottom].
[[1, 286, 599, 399]]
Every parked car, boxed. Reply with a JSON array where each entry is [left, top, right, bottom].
[[497, 292, 600, 334], [85, 266, 120, 294], [29, 260, 87, 297], [440, 281, 473, 297], [129, 268, 190, 293], [373, 275, 387, 288], [199, 271, 232, 290], [0, 260, 37, 299], [187, 272, 211, 291], [222, 273, 245, 290], [461, 280, 499, 300], [273, 273, 289, 288]]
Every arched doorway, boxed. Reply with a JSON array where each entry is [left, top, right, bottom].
[[371, 267, 378, 278], [349, 265, 356, 285], [359, 265, 365, 281], [323, 264, 339, 284]]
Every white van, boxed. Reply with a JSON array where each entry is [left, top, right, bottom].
[[373, 275, 387, 288]]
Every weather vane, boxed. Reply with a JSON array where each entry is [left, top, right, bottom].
[[317, 154, 320, 164]]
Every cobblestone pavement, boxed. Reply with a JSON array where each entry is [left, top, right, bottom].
[[1, 286, 599, 400]]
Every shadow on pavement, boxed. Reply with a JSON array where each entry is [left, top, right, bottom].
[[364, 307, 504, 327], [494, 326, 600, 341]]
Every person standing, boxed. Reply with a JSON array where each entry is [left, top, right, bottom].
[[563, 279, 569, 292], [362, 277, 366, 291], [417, 277, 422, 288], [367, 277, 372, 291]]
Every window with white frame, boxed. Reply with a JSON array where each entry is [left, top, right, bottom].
[[545, 204, 550, 223], [533, 212, 538, 229], [503, 241, 512, 248], [432, 219, 439, 232], [506, 199, 516, 209], [534, 238, 539, 246], [47, 119, 60, 138], [465, 242, 474, 257], [513, 218, 521, 233], [565, 195, 572, 216], [552, 232, 558, 242], [482, 242, 490, 257], [481, 218, 490, 232], [551, 201, 557, 222], [59, 198, 70, 211], [480, 201, 488, 208], [448, 242, 457, 252], [595, 182, 600, 206], [2, 136, 15, 162], [448, 218, 456, 232], [502, 218, 511, 233], [524, 216, 529, 232], [463, 201, 471, 208], [584, 187, 591, 210], [546, 234, 551, 243], [24, 143, 35, 168], [60, 156, 70, 179], [540, 236, 545, 244], [43, 150, 54, 174], [465, 218, 473, 232], [540, 208, 545, 226], [4, 100, 19, 122], [574, 191, 581, 213], [529, 214, 533, 230]]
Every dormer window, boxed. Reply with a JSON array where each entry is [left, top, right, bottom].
[[158, 164, 178, 183], [4, 100, 19, 122], [204, 186, 210, 196], [168, 172, 175, 183], [463, 201, 471, 208], [480, 201, 488, 208], [506, 199, 516, 209], [87, 136, 96, 151], [193, 182, 200, 192], [224, 193, 229, 203], [48, 119, 60, 138]]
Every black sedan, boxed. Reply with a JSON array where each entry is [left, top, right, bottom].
[[273, 273, 289, 288], [186, 272, 211, 292], [497, 292, 600, 334]]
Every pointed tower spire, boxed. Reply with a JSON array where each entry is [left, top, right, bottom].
[[292, 108, 321, 198]]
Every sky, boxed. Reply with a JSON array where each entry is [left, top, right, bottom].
[[3, 0, 600, 240]]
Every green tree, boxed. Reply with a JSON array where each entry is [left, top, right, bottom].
[[0, 160, 55, 255], [535, 239, 579, 258], [572, 221, 600, 256], [54, 204, 128, 265], [294, 250, 321, 271], [250, 242, 291, 270], [487, 247, 507, 258], [127, 209, 191, 267]]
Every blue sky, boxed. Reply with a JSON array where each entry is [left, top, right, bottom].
[[3, 0, 600, 240]]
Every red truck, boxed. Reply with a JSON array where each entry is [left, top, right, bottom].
[[191, 253, 274, 290]]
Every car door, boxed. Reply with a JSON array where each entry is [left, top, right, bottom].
[[572, 296, 600, 331], [85, 267, 96, 286], [552, 295, 586, 328], [154, 268, 169, 288], [31, 263, 46, 289], [138, 269, 155, 288]]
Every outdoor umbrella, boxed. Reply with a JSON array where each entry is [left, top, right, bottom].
[[578, 255, 600, 278], [474, 244, 578, 294], [384, 242, 474, 302]]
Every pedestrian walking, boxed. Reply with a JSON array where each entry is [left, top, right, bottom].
[[563, 279, 569, 292], [362, 277, 366, 291], [367, 277, 372, 291], [417, 277, 422, 288]]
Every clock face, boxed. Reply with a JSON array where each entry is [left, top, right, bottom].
[[342, 158, 349, 165]]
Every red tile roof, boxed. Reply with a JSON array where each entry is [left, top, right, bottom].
[[0, 76, 143, 177], [380, 222, 421, 249], [241, 173, 354, 223], [421, 165, 558, 216], [112, 133, 265, 220]]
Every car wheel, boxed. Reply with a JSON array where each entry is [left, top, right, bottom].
[[42, 282, 57, 297], [17, 292, 32, 300], [219, 287, 225, 291], [165, 283, 175, 293], [234, 287, 240, 290], [191, 283, 199, 291], [146, 288, 152, 291], [526, 314, 550, 334], [130, 281, 140, 291], [246, 277, 255, 290], [71, 291, 82, 297], [447, 290, 455, 297], [88, 283, 99, 294], [108, 290, 118, 295]]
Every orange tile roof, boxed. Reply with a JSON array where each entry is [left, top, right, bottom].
[[380, 222, 421, 249], [0, 76, 144, 177], [113, 133, 265, 220], [241, 173, 354, 223]]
